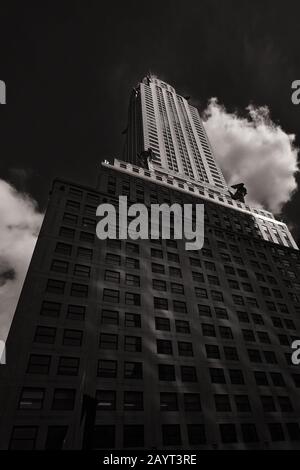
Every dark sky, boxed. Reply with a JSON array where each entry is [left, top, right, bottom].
[[1, 1, 300, 240]]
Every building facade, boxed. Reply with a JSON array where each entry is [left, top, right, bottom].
[[0, 78, 300, 450]]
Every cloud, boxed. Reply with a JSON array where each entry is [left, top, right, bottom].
[[0, 180, 43, 341], [202, 99, 299, 213]]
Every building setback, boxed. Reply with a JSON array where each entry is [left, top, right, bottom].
[[0, 77, 300, 450]]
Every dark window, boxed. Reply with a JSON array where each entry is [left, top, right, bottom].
[[175, 320, 190, 334], [9, 427, 38, 450], [287, 423, 300, 441], [105, 253, 121, 266], [97, 360, 117, 378], [92, 425, 115, 449], [152, 279, 167, 291], [125, 292, 141, 306], [40, 301, 61, 318], [219, 424, 237, 443], [99, 333, 118, 350], [202, 323, 216, 337], [219, 326, 233, 340], [241, 424, 258, 443], [51, 259, 69, 273], [67, 304, 86, 321], [27, 355, 51, 374], [224, 346, 239, 361], [162, 424, 182, 446], [151, 263, 165, 274], [268, 423, 285, 441], [278, 396, 293, 412], [124, 391, 143, 410], [178, 341, 193, 356], [254, 371, 268, 386], [248, 349, 262, 363], [181, 366, 197, 382], [59, 227, 75, 240], [63, 329, 83, 347], [71, 283, 88, 298], [96, 390, 116, 411], [270, 372, 285, 387], [154, 297, 168, 310], [45, 426, 68, 450], [103, 288, 119, 303], [184, 393, 201, 411], [215, 394, 231, 411], [125, 312, 141, 328], [155, 317, 170, 331], [18, 388, 45, 410], [124, 361, 143, 379], [55, 242, 72, 256], [187, 424, 206, 445], [261, 395, 276, 412], [46, 279, 65, 295], [101, 309, 119, 325], [158, 364, 175, 381], [123, 425, 144, 448], [125, 336, 142, 352], [57, 357, 79, 376], [52, 389, 75, 410], [205, 344, 220, 359], [160, 392, 178, 411], [173, 300, 187, 313], [104, 270, 120, 283], [198, 304, 211, 317], [126, 274, 140, 287], [229, 369, 244, 384], [235, 395, 251, 412], [34, 326, 56, 344]]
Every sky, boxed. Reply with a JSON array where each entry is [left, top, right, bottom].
[[0, 0, 300, 338]]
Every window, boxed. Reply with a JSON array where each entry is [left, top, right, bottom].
[[126, 274, 140, 287], [278, 396, 293, 412], [233, 294, 244, 305], [59, 227, 75, 240], [97, 360, 117, 378], [219, 424, 237, 443], [105, 270, 120, 283], [125, 292, 140, 306], [209, 368, 225, 384], [248, 349, 262, 363], [46, 279, 65, 295], [214, 394, 231, 412], [261, 395, 276, 412], [195, 287, 208, 298], [80, 231, 95, 243], [103, 289, 119, 303], [71, 283, 88, 298], [99, 333, 118, 350], [34, 326, 56, 344], [224, 346, 239, 361], [263, 350, 277, 364], [202, 323, 216, 337], [160, 392, 178, 411], [52, 389, 75, 410], [192, 271, 204, 283], [67, 304, 85, 321], [175, 320, 190, 334], [184, 393, 201, 411], [190, 257, 201, 267], [205, 344, 220, 359], [188, 424, 206, 445], [123, 425, 144, 448], [219, 326, 233, 340], [268, 423, 285, 441], [106, 239, 121, 251], [169, 266, 182, 278], [198, 304, 211, 317], [242, 329, 255, 342], [173, 300, 187, 313], [125, 336, 142, 352], [241, 424, 258, 443], [77, 247, 93, 261], [157, 339, 173, 355], [204, 261, 216, 271], [154, 297, 168, 310], [158, 364, 175, 381], [9, 427, 38, 450], [57, 357, 79, 376], [155, 317, 170, 331], [66, 200, 80, 211], [18, 388, 45, 410], [171, 282, 184, 294], [27, 355, 51, 375], [105, 253, 121, 266], [125, 312, 141, 328], [63, 329, 83, 347], [40, 301, 61, 318], [229, 369, 244, 385], [96, 390, 116, 411], [152, 279, 167, 291], [152, 263, 165, 274], [270, 372, 285, 387], [124, 361, 143, 379], [178, 341, 193, 356], [162, 424, 182, 446], [93, 425, 115, 449], [237, 311, 249, 323], [254, 371, 268, 386], [126, 242, 139, 254], [286, 423, 300, 441], [101, 309, 119, 325], [124, 391, 143, 411], [151, 248, 163, 259], [235, 395, 251, 412], [51, 259, 69, 274], [211, 290, 223, 302], [215, 307, 228, 319], [45, 426, 68, 450]]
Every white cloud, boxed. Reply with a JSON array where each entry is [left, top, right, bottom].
[[0, 180, 43, 341], [203, 99, 299, 213]]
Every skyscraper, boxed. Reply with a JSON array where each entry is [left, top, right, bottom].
[[0, 77, 300, 450]]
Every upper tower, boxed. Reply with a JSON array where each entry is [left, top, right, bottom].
[[123, 75, 228, 191]]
